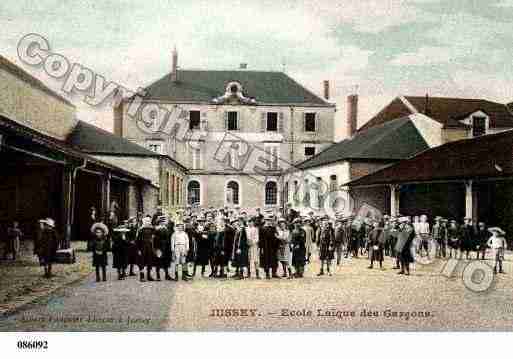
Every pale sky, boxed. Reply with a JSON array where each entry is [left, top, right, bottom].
[[2, 0, 513, 141]]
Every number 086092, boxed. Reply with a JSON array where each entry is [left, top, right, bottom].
[[17, 340, 48, 350]]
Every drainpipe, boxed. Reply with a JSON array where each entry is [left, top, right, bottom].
[[289, 107, 294, 163]]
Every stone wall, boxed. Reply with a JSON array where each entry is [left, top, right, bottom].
[[0, 67, 76, 140], [186, 173, 280, 210]]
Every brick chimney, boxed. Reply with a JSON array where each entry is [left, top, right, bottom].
[[347, 92, 358, 136], [323, 80, 330, 100], [171, 46, 178, 82]]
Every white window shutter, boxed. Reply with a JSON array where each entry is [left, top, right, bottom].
[[237, 111, 241, 131], [278, 112, 284, 132], [302, 113, 306, 132], [224, 111, 228, 130], [314, 113, 317, 132], [261, 112, 266, 132]]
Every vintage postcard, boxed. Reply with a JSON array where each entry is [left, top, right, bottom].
[[1, 0, 512, 349]]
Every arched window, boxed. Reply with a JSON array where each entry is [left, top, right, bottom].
[[265, 181, 278, 206], [226, 180, 240, 205], [187, 180, 201, 205]]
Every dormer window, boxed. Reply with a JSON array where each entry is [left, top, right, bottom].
[[472, 116, 486, 137], [147, 140, 164, 154]]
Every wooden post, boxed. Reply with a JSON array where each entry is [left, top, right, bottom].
[[390, 184, 401, 216], [62, 165, 73, 248], [465, 180, 473, 220], [102, 173, 111, 221]]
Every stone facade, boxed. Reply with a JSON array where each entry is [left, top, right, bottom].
[[117, 75, 336, 210], [92, 154, 186, 214], [0, 65, 76, 140]]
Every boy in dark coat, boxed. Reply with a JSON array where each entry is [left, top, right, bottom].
[[126, 219, 139, 276], [396, 218, 415, 275], [475, 222, 488, 260], [460, 218, 475, 260], [91, 222, 110, 282], [137, 216, 155, 282], [259, 217, 280, 279], [35, 218, 59, 278], [112, 226, 130, 280], [194, 220, 212, 277], [154, 216, 173, 281], [368, 221, 385, 269], [213, 223, 227, 278], [291, 218, 306, 278], [317, 217, 335, 276], [231, 218, 249, 279]]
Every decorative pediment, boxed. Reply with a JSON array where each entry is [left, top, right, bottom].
[[211, 81, 257, 105]]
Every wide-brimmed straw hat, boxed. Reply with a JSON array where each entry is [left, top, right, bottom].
[[488, 227, 505, 235], [91, 222, 109, 235], [45, 218, 56, 228]]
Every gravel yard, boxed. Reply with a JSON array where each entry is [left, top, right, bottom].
[[1, 251, 512, 331]]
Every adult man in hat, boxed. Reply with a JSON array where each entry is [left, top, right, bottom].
[[350, 218, 363, 258], [137, 216, 156, 282], [259, 215, 280, 279], [368, 220, 385, 269], [154, 216, 173, 281], [35, 218, 59, 278], [254, 208, 264, 227], [152, 206, 164, 226], [447, 219, 460, 258], [223, 217, 235, 274], [171, 222, 191, 281], [395, 217, 415, 275], [333, 215, 346, 266], [418, 215, 431, 258], [317, 216, 335, 276], [194, 218, 212, 277], [460, 217, 475, 260], [487, 227, 507, 274], [432, 217, 445, 258], [291, 218, 307, 278], [214, 220, 230, 278]]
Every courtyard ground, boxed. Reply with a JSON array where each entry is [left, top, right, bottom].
[[0, 249, 511, 331]]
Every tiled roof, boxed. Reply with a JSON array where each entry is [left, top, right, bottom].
[[359, 96, 513, 131], [68, 121, 158, 156], [348, 130, 513, 187], [0, 54, 74, 108], [142, 70, 332, 106], [294, 116, 429, 170], [67, 121, 187, 170], [0, 115, 152, 183]]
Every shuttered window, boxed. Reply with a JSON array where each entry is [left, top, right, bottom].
[[227, 111, 238, 130], [304, 113, 316, 132]]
